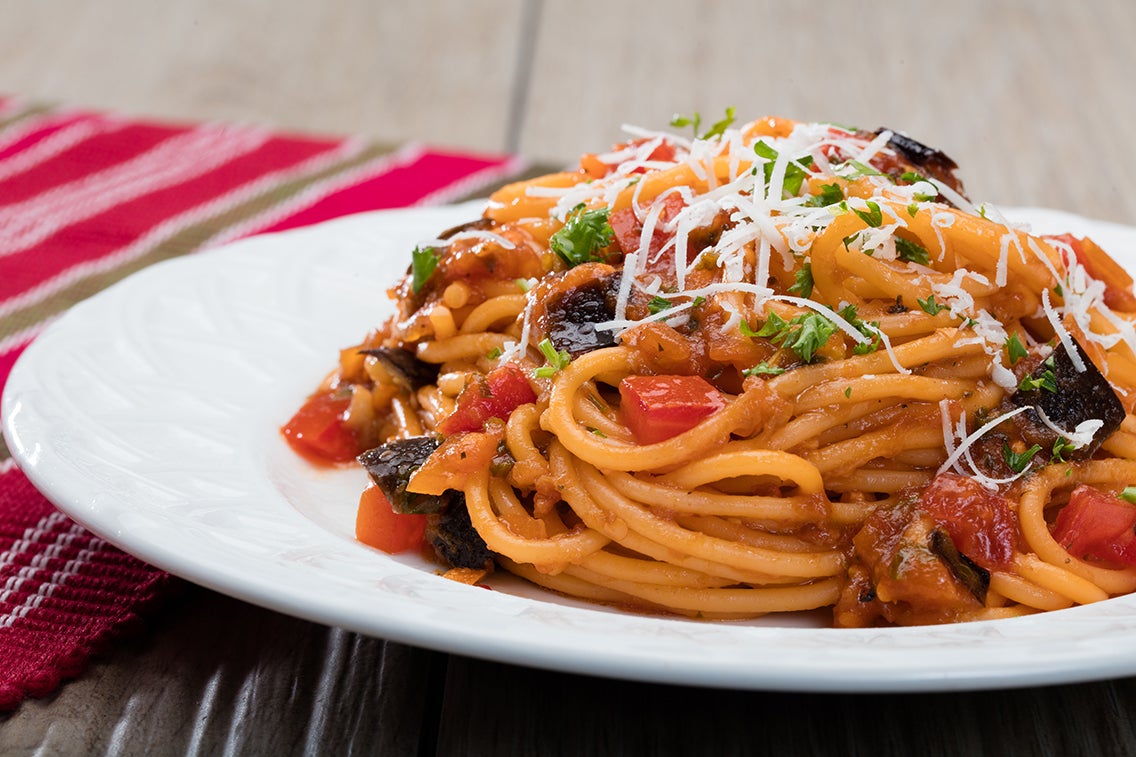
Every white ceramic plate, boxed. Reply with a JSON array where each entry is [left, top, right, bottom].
[[6, 202, 1136, 693]]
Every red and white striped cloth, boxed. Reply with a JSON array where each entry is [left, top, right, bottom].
[[0, 96, 534, 710]]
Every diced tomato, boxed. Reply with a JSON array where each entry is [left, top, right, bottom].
[[609, 193, 687, 276], [618, 374, 726, 445], [919, 473, 1020, 571], [356, 484, 428, 554], [1047, 233, 1136, 312], [282, 392, 360, 464], [1052, 485, 1136, 567], [437, 363, 537, 435]]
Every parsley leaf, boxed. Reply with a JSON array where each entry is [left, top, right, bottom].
[[533, 338, 571, 379], [648, 296, 673, 315], [788, 264, 814, 299], [852, 201, 884, 228], [752, 311, 837, 363], [895, 237, 930, 265], [550, 204, 614, 268], [1018, 364, 1058, 393], [1003, 442, 1043, 474], [900, 170, 927, 184], [1006, 334, 1029, 365], [701, 106, 737, 140], [917, 294, 948, 316], [670, 112, 701, 136], [671, 106, 736, 140], [742, 362, 786, 377], [1052, 437, 1076, 463], [411, 246, 442, 294], [841, 160, 884, 178], [753, 141, 813, 198], [807, 182, 845, 207]]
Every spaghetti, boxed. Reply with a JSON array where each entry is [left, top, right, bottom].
[[284, 114, 1136, 626]]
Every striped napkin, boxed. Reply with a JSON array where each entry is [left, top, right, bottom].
[[0, 96, 534, 710]]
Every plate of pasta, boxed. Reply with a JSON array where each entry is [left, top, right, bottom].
[[8, 115, 1136, 691]]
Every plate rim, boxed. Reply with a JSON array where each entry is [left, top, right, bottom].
[[6, 202, 1136, 693]]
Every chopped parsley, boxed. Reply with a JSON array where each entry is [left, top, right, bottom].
[[1051, 437, 1076, 463], [1121, 487, 1136, 504], [752, 310, 838, 363], [411, 246, 442, 294], [788, 264, 814, 299], [648, 295, 673, 315], [753, 141, 814, 198], [1006, 333, 1029, 365], [852, 201, 884, 228], [917, 294, 948, 316], [1018, 357, 1058, 393], [671, 106, 736, 140], [840, 160, 884, 178], [533, 338, 571, 379], [806, 182, 845, 207], [895, 237, 930, 265], [550, 204, 614, 268], [1003, 442, 1043, 474], [742, 362, 786, 377]]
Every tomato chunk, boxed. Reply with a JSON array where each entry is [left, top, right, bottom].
[[919, 473, 1020, 571], [618, 374, 726, 445], [1053, 485, 1136, 567], [437, 363, 537, 435], [609, 193, 687, 276], [356, 484, 428, 554], [282, 392, 360, 463]]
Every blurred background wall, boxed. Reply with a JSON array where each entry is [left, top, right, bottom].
[[1, 0, 1132, 222]]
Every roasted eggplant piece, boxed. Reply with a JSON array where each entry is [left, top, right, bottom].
[[869, 127, 966, 196], [426, 503, 494, 570], [358, 347, 440, 392], [358, 437, 493, 569], [438, 217, 494, 240], [540, 268, 619, 357], [1011, 340, 1125, 459], [358, 437, 457, 514]]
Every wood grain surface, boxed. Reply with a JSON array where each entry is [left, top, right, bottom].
[[3, 1, 1136, 754]]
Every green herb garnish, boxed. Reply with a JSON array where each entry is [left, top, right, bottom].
[[788, 264, 814, 299], [895, 237, 930, 265], [533, 338, 571, 378], [411, 246, 442, 294], [671, 106, 736, 140], [1006, 334, 1029, 365], [917, 294, 948, 316], [806, 182, 845, 207], [1003, 442, 1043, 474], [852, 201, 884, 228], [742, 362, 787, 377], [550, 204, 614, 268]]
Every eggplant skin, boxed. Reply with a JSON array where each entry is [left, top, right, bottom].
[[426, 503, 494, 570], [358, 437, 494, 569], [357, 347, 440, 392], [543, 271, 619, 357], [1011, 341, 1125, 459], [358, 437, 456, 514]]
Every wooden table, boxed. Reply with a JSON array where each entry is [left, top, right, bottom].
[[4, 1, 1136, 754]]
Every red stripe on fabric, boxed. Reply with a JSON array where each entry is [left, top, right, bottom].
[[0, 112, 97, 163], [256, 149, 510, 234], [0, 122, 181, 206], [0, 135, 347, 302]]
